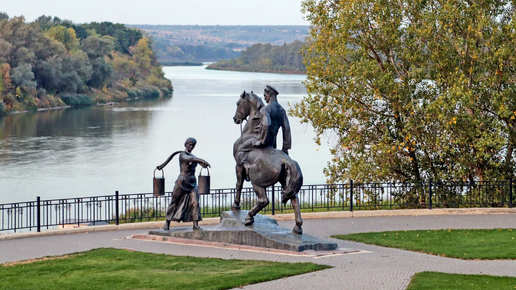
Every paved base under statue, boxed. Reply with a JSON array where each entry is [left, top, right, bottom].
[[148, 210, 338, 252]]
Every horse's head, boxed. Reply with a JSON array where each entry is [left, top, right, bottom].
[[234, 91, 265, 124], [233, 91, 250, 124]]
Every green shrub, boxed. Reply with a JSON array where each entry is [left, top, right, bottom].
[[126, 89, 137, 99], [138, 86, 160, 99], [60, 94, 93, 106]]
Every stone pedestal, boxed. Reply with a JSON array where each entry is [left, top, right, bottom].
[[148, 210, 338, 252]]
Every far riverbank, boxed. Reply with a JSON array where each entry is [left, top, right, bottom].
[[205, 66, 306, 75]]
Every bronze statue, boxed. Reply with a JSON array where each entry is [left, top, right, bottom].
[[257, 85, 291, 153], [237, 85, 292, 181], [157, 137, 210, 230], [232, 90, 304, 234]]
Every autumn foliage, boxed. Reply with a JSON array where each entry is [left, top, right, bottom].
[[0, 15, 172, 114], [293, 0, 516, 183]]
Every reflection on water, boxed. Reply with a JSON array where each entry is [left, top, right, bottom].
[[0, 65, 332, 203]]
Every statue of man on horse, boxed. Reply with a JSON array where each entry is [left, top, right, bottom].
[[233, 86, 304, 234], [238, 85, 292, 181]]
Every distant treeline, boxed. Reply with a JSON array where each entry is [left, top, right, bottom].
[[153, 40, 240, 63], [206, 41, 306, 74], [132, 25, 309, 63], [0, 13, 172, 114]]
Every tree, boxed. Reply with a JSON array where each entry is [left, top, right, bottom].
[[293, 0, 516, 183], [0, 12, 8, 21], [81, 35, 115, 88], [11, 63, 36, 91], [46, 25, 79, 51]]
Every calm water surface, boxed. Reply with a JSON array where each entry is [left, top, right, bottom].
[[0, 65, 332, 204]]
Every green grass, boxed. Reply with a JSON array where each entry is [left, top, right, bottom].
[[333, 228, 516, 259], [407, 272, 516, 290], [0, 248, 330, 290]]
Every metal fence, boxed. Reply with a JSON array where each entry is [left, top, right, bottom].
[[1, 180, 514, 233]]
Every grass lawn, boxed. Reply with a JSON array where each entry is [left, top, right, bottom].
[[332, 228, 516, 259], [0, 248, 331, 290], [407, 272, 516, 290]]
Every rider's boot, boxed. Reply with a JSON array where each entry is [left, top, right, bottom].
[[193, 221, 201, 230]]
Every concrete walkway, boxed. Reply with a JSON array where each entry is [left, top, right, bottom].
[[1, 211, 516, 290]]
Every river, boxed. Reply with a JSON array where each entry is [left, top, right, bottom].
[[0, 65, 332, 204]]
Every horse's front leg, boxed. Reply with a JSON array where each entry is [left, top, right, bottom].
[[245, 184, 269, 226], [232, 164, 245, 210], [290, 195, 303, 234]]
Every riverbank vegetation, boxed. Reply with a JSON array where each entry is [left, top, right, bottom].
[[0, 13, 172, 115], [292, 0, 516, 184], [206, 41, 306, 74], [0, 248, 330, 289]]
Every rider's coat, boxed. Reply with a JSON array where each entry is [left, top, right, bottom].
[[257, 99, 291, 151]]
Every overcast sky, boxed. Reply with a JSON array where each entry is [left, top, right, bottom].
[[1, 0, 309, 25]]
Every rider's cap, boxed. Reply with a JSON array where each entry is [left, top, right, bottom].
[[265, 85, 279, 95]]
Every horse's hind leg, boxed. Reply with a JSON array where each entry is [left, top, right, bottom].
[[232, 164, 245, 210], [245, 184, 269, 226], [290, 195, 303, 234]]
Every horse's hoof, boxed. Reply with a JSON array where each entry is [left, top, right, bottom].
[[293, 225, 303, 235], [163, 221, 170, 231], [244, 216, 254, 226], [231, 204, 241, 211]]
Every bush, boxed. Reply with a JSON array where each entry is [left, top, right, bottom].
[[60, 94, 93, 106], [138, 86, 160, 99], [126, 89, 137, 100], [160, 87, 173, 97]]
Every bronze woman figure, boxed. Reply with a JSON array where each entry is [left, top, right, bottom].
[[157, 137, 210, 230]]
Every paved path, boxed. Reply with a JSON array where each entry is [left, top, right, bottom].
[[1, 214, 516, 290]]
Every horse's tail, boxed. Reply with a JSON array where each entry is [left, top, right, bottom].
[[282, 159, 303, 204]]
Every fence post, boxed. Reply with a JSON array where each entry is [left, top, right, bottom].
[[350, 180, 354, 212], [510, 178, 513, 208], [429, 179, 433, 210], [271, 186, 275, 215], [115, 191, 119, 225], [36, 196, 41, 232]]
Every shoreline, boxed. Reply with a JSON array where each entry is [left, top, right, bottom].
[[205, 66, 306, 75], [2, 95, 171, 116]]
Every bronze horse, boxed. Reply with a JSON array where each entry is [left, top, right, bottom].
[[232, 91, 304, 234]]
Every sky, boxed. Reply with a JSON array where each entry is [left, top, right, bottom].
[[0, 0, 309, 26]]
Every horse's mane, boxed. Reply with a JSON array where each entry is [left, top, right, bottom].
[[247, 92, 265, 110]]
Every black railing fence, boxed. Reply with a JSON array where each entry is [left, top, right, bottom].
[[1, 180, 514, 233]]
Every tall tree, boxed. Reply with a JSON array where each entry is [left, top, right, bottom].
[[293, 0, 516, 183], [46, 25, 79, 51], [0, 12, 8, 21]]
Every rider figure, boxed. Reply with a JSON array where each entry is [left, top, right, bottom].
[[239, 85, 292, 181]]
